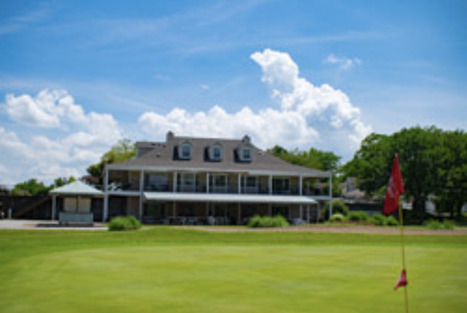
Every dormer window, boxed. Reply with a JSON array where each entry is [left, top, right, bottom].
[[242, 147, 251, 161], [209, 142, 223, 161], [178, 141, 192, 160], [239, 147, 251, 162], [213, 146, 222, 160]]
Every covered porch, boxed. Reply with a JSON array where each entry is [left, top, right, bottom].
[[142, 192, 319, 225]]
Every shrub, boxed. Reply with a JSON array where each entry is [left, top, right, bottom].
[[425, 219, 442, 230], [248, 215, 289, 228], [321, 200, 349, 220], [370, 213, 387, 226], [347, 211, 370, 222], [426, 219, 456, 230], [441, 219, 455, 230], [108, 216, 142, 231], [330, 213, 345, 223], [386, 216, 399, 226]]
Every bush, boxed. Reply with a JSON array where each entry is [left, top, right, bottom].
[[347, 211, 370, 222], [386, 216, 399, 226], [370, 213, 387, 226], [248, 215, 289, 228], [321, 200, 349, 220], [330, 213, 345, 223], [442, 220, 456, 230], [425, 219, 442, 230], [108, 216, 142, 231], [425, 219, 455, 230]]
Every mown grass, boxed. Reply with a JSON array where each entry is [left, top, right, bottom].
[[0, 227, 466, 313]]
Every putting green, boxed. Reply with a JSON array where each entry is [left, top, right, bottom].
[[1, 242, 466, 313]]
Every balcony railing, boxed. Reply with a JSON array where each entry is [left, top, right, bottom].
[[109, 181, 329, 196]]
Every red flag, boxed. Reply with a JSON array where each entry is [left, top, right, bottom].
[[394, 269, 408, 290], [383, 154, 405, 215]]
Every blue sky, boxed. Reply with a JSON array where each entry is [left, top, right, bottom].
[[0, 0, 466, 184]]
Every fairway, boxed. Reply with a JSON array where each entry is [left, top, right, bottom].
[[0, 227, 466, 313]]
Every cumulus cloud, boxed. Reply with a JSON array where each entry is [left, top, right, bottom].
[[324, 54, 362, 70], [4, 89, 87, 127], [139, 48, 371, 154], [0, 90, 121, 184]]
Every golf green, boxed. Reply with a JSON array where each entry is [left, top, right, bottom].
[[0, 227, 466, 313]]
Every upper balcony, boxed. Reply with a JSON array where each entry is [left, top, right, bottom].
[[107, 170, 329, 196]]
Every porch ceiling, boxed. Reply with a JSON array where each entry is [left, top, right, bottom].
[[143, 192, 317, 204]]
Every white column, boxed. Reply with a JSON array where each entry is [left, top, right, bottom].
[[329, 172, 333, 220], [238, 173, 241, 194], [173, 172, 177, 193], [51, 195, 56, 220], [103, 166, 109, 222], [139, 170, 144, 221]]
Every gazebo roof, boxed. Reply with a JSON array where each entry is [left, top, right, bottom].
[[49, 181, 103, 196]]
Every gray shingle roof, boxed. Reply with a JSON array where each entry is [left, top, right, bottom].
[[109, 135, 329, 178], [50, 181, 103, 196]]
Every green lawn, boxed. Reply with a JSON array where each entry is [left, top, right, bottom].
[[0, 227, 466, 313]]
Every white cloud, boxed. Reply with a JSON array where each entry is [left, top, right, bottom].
[[324, 54, 362, 70], [4, 89, 88, 128], [0, 90, 121, 184], [138, 48, 371, 156]]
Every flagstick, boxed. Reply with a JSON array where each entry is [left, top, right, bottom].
[[398, 200, 409, 313]]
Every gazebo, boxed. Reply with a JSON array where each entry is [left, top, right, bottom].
[[49, 181, 103, 225]]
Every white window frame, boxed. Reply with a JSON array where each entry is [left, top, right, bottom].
[[240, 147, 252, 161], [179, 143, 192, 159], [242, 175, 258, 193], [210, 174, 228, 192], [210, 144, 223, 161], [180, 173, 196, 191]]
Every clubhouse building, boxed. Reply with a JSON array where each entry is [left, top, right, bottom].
[[103, 132, 332, 224]]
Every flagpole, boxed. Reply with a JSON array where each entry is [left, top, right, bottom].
[[398, 199, 409, 313]]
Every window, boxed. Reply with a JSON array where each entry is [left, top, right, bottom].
[[180, 143, 192, 159], [180, 173, 196, 191], [210, 174, 228, 193], [242, 147, 251, 161], [241, 175, 258, 193], [213, 146, 222, 160], [273, 178, 290, 194], [210, 143, 223, 161], [146, 173, 168, 191]]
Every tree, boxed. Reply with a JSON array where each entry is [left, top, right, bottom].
[[53, 176, 77, 188], [434, 130, 467, 220], [344, 126, 467, 221], [268, 145, 342, 196], [11, 179, 51, 196], [392, 126, 442, 220], [268, 145, 341, 172], [86, 138, 136, 186], [342, 133, 393, 198]]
